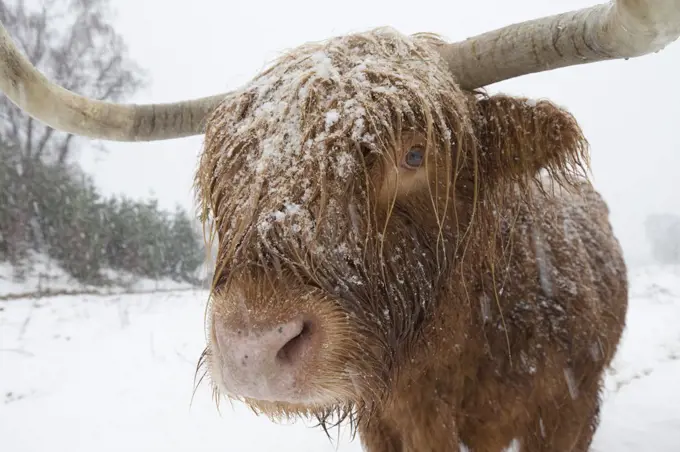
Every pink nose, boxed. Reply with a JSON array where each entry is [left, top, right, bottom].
[[212, 315, 319, 402]]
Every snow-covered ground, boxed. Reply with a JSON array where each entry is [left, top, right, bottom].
[[0, 252, 201, 299], [1, 265, 679, 451]]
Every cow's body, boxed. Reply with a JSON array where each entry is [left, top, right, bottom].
[[361, 176, 627, 451]]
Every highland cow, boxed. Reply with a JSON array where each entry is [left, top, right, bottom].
[[2, 1, 680, 451], [191, 30, 629, 452]]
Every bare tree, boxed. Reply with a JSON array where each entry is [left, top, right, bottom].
[[0, 0, 146, 273], [0, 0, 146, 166]]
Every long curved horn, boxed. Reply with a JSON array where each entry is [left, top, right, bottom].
[[0, 22, 227, 141], [439, 0, 680, 90]]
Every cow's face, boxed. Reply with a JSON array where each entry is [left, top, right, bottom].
[[195, 27, 589, 425], [195, 28, 476, 421]]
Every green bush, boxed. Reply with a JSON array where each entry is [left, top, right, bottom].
[[0, 141, 206, 285]]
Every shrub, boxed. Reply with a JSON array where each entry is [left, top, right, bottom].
[[0, 141, 205, 285]]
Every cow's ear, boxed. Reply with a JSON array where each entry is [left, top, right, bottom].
[[471, 94, 589, 188]]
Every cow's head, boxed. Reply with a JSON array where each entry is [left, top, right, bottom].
[[192, 28, 591, 424], [1, 0, 678, 430]]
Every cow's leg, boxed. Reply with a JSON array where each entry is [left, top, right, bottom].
[[359, 417, 403, 452], [519, 386, 603, 452]]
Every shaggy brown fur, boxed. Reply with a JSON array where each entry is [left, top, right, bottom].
[[194, 27, 628, 451]]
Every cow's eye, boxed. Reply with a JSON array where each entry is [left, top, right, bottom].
[[403, 146, 425, 169]]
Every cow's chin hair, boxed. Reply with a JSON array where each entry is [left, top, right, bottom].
[[199, 302, 388, 432]]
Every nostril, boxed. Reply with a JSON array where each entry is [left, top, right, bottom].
[[276, 320, 315, 365], [211, 313, 324, 402]]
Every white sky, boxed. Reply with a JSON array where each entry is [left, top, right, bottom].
[[76, 0, 680, 267]]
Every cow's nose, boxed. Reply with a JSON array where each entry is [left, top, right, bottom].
[[212, 315, 319, 402]]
